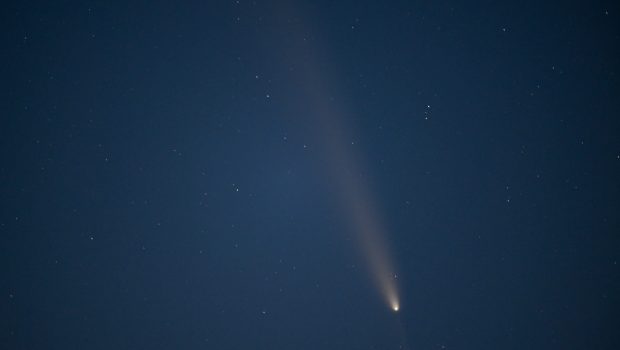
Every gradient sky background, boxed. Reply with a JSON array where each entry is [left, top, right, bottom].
[[2, 1, 619, 349]]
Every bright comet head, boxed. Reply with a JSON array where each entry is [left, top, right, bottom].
[[391, 303, 399, 312]]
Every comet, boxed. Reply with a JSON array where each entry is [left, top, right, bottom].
[[268, 2, 402, 313], [307, 113, 400, 313], [299, 76, 401, 313]]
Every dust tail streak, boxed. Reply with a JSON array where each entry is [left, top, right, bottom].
[[263, 1, 401, 311], [282, 25, 400, 315]]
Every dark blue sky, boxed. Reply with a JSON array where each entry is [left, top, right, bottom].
[[2, 1, 619, 349]]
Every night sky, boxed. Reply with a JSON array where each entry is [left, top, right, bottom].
[[2, 1, 620, 349]]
